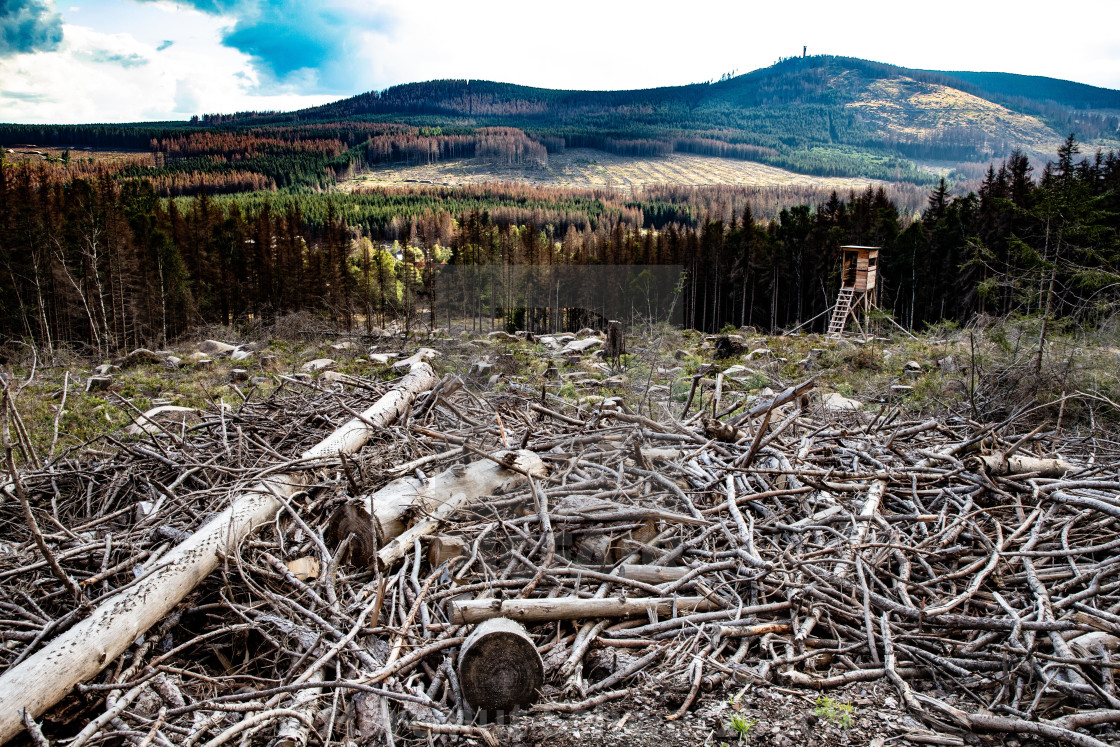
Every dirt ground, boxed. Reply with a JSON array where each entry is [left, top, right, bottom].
[[485, 680, 1059, 747]]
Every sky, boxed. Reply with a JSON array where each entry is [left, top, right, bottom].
[[1, 0, 1119, 124]]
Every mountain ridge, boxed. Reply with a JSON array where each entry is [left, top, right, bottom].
[[3, 56, 1118, 187]]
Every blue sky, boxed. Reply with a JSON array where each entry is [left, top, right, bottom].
[[1, 0, 1118, 123]]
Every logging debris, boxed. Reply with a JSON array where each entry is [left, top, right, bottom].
[[1, 351, 1120, 747]]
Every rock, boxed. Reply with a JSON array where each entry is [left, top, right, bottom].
[[745, 347, 773, 361], [565, 355, 582, 366], [330, 341, 358, 351], [797, 357, 814, 371], [85, 376, 112, 393], [301, 358, 336, 373], [197, 339, 237, 356], [561, 337, 602, 355], [230, 369, 250, 382], [230, 349, 252, 361], [938, 355, 959, 373], [576, 328, 597, 338], [487, 331, 519, 342], [487, 374, 502, 386], [904, 360, 922, 375], [165, 356, 182, 368], [673, 349, 689, 361], [722, 365, 749, 377], [470, 360, 494, 376], [125, 405, 199, 435], [822, 392, 863, 411], [92, 363, 119, 376], [368, 352, 398, 365]]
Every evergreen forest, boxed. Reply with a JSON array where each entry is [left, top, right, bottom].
[[1, 134, 1117, 355]]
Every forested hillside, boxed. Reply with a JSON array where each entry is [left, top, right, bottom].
[[3, 56, 1118, 195], [2, 135, 1117, 354], [1, 56, 1118, 353]]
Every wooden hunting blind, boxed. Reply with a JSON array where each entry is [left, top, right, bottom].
[[828, 245, 881, 338]]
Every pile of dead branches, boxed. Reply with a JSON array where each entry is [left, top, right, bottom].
[[2, 363, 1120, 747]]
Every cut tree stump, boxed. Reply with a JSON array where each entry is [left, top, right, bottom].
[[458, 617, 544, 716], [606, 320, 624, 364]]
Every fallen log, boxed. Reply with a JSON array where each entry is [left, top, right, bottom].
[[0, 363, 439, 745], [618, 564, 689, 585], [457, 617, 544, 715], [368, 450, 547, 569], [451, 596, 718, 625], [974, 453, 1075, 477]]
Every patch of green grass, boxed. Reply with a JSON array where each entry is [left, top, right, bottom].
[[813, 696, 854, 729], [725, 712, 757, 743]]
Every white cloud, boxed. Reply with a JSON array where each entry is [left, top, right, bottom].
[[1, 0, 1118, 124], [0, 5, 336, 123]]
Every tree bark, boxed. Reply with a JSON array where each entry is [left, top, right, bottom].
[[0, 363, 438, 745]]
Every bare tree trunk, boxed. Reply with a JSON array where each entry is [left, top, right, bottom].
[[0, 363, 439, 745], [1035, 223, 1058, 376]]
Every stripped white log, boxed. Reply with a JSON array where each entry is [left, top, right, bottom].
[[451, 596, 718, 625], [365, 451, 546, 545], [0, 363, 438, 745], [975, 453, 1074, 477]]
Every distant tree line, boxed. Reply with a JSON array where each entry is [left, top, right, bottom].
[[1, 138, 1116, 355]]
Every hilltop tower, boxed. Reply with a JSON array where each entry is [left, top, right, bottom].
[[827, 245, 880, 339]]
